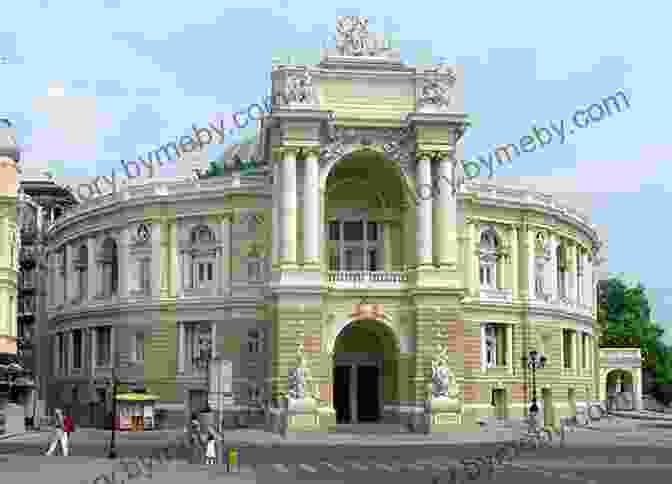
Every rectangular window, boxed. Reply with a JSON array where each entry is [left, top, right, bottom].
[[563, 330, 573, 369], [367, 222, 377, 242], [72, 329, 82, 369], [480, 267, 485, 285], [207, 263, 213, 281], [141, 259, 151, 293], [582, 333, 587, 369], [368, 249, 377, 272], [134, 332, 144, 362], [343, 221, 363, 241], [96, 327, 111, 367], [248, 329, 259, 353], [328, 222, 340, 241], [58, 333, 67, 374], [199, 263, 205, 282]]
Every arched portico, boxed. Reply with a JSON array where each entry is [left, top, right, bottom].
[[331, 318, 399, 424], [599, 348, 643, 411]]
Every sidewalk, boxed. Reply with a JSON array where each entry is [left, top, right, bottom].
[[2, 425, 522, 447], [0, 455, 256, 483]]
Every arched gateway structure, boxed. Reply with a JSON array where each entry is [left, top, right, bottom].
[[45, 16, 604, 433]]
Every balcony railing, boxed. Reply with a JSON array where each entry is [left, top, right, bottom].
[[327, 271, 408, 288], [480, 287, 513, 302]]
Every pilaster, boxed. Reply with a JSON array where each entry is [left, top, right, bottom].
[[151, 222, 162, 298], [415, 152, 433, 268], [87, 236, 97, 301], [218, 214, 232, 295], [510, 225, 519, 299]]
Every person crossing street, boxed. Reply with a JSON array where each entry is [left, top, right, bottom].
[[44, 409, 69, 456]]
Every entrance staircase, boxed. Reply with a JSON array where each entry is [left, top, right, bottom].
[[328, 423, 411, 434]]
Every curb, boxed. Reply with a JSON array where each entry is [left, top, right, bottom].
[[0, 431, 45, 441]]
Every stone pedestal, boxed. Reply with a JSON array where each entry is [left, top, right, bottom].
[[286, 397, 320, 431], [428, 396, 463, 431]]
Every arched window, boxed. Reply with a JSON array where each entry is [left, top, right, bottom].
[[76, 245, 88, 302], [557, 244, 566, 298], [479, 228, 499, 289], [189, 226, 215, 290], [100, 238, 118, 297], [247, 244, 264, 282]]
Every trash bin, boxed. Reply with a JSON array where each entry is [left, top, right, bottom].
[[226, 447, 239, 473]]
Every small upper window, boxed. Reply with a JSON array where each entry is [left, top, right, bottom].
[[191, 226, 214, 243]]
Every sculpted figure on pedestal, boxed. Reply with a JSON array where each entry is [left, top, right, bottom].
[[288, 342, 314, 400], [431, 343, 458, 399]]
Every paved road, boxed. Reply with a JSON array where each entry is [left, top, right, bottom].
[[4, 425, 672, 483]]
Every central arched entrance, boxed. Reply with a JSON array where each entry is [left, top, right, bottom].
[[332, 319, 398, 424]]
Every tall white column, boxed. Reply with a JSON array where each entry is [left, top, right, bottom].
[[303, 150, 320, 268], [151, 222, 162, 298], [91, 328, 97, 370], [177, 323, 185, 374], [416, 154, 433, 267], [118, 228, 130, 298], [280, 149, 298, 268], [218, 215, 231, 295], [87, 237, 97, 301], [527, 228, 535, 299], [170, 221, 179, 297], [434, 156, 456, 267], [272, 161, 280, 269]]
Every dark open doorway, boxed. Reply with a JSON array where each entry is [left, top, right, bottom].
[[357, 365, 380, 422], [334, 365, 351, 423]]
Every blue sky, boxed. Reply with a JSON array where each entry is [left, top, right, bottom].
[[3, 1, 671, 342]]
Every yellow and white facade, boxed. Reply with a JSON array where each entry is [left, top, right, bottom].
[[45, 18, 610, 431]]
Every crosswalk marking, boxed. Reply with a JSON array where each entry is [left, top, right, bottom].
[[322, 462, 345, 472], [373, 462, 396, 472], [347, 461, 369, 471], [298, 463, 318, 473], [272, 463, 290, 473]]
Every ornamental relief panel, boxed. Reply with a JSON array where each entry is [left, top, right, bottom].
[[318, 125, 415, 189]]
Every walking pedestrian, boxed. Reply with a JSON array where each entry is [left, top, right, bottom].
[[45, 408, 69, 456], [205, 432, 216, 465]]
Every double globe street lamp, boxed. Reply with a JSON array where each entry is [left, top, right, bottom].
[[523, 350, 547, 417]]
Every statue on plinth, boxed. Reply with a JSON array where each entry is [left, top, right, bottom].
[[431, 343, 458, 399], [288, 342, 314, 400]]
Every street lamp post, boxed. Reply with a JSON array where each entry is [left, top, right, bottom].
[[523, 350, 547, 421], [108, 359, 118, 459]]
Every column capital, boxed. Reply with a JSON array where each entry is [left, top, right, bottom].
[[272, 146, 300, 159], [303, 148, 321, 160], [416, 151, 435, 162]]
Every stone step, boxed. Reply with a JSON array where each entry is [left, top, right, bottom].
[[328, 423, 410, 434]]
